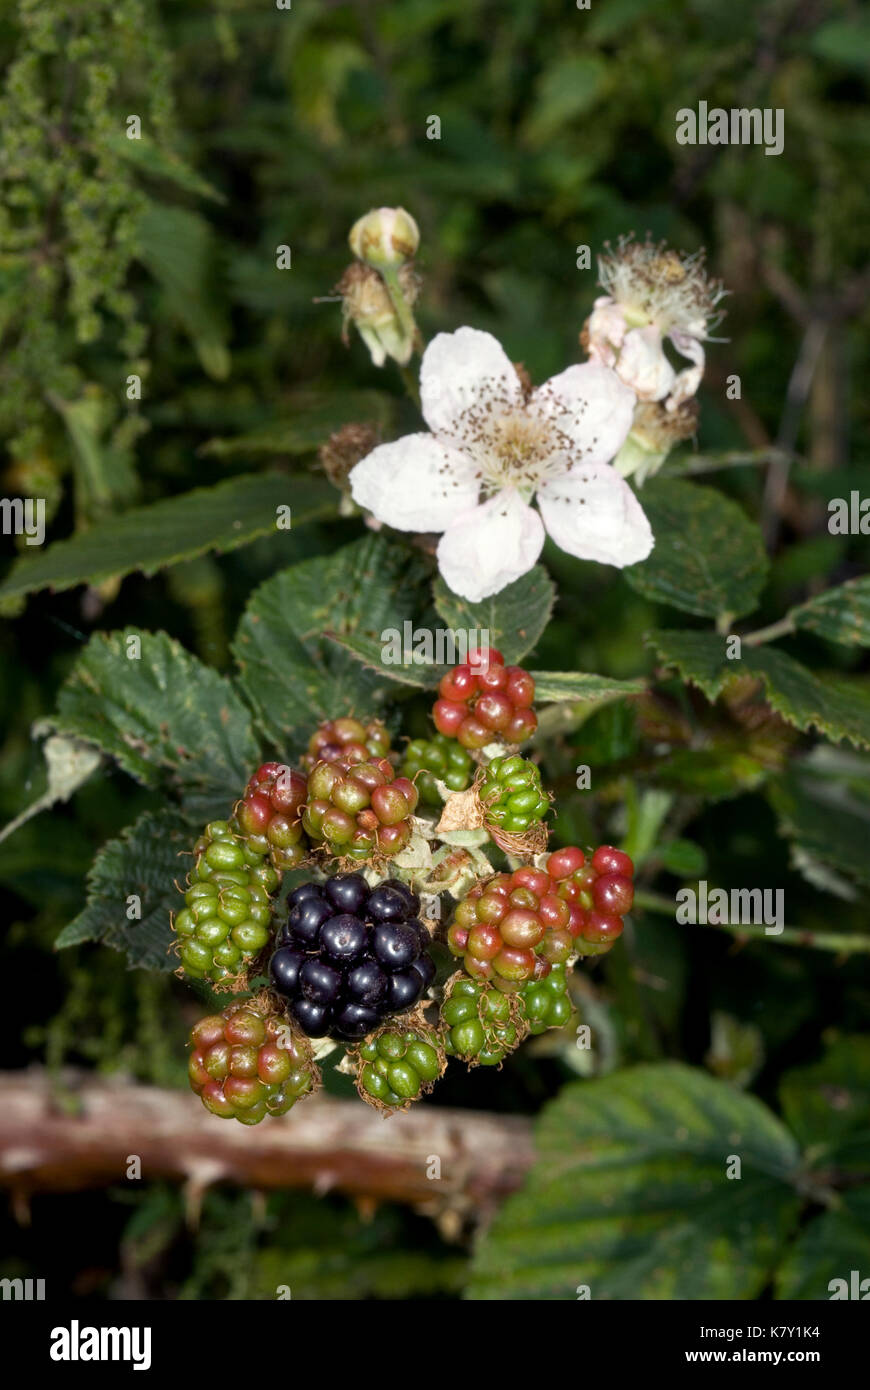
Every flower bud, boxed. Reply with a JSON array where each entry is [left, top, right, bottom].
[[337, 262, 419, 367], [613, 398, 699, 485], [349, 207, 420, 269]]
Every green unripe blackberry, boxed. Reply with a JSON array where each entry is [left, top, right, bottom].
[[519, 963, 574, 1035], [479, 754, 549, 834], [355, 1022, 445, 1109], [400, 734, 473, 806], [440, 974, 527, 1067], [174, 820, 276, 985]]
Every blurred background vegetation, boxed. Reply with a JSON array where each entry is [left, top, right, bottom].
[[1, 0, 869, 1300]]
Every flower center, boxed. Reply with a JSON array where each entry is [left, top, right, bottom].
[[451, 398, 574, 499]]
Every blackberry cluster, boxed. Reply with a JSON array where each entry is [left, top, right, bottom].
[[432, 647, 537, 749], [400, 732, 473, 806], [447, 865, 573, 991], [356, 1024, 444, 1108], [270, 873, 436, 1041], [302, 757, 419, 860], [440, 976, 524, 1066], [545, 845, 635, 957], [173, 820, 278, 984], [305, 717, 391, 768], [235, 761, 309, 872], [479, 753, 549, 834], [519, 964, 573, 1034], [187, 1003, 317, 1124]]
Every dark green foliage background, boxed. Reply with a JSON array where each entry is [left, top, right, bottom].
[[1, 0, 869, 1300]]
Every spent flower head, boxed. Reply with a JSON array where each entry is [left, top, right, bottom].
[[337, 261, 419, 367], [586, 234, 727, 414]]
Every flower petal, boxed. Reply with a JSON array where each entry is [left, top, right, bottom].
[[585, 297, 627, 367], [667, 330, 705, 405], [532, 361, 635, 467], [537, 463, 654, 568], [349, 433, 478, 533], [420, 327, 522, 441], [436, 488, 545, 602], [615, 326, 675, 402]]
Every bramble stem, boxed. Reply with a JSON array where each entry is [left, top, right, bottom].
[[741, 615, 796, 646], [634, 889, 870, 954]]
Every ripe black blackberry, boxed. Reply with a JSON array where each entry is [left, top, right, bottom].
[[269, 873, 436, 1042]]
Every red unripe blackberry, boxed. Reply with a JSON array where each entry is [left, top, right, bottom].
[[302, 756, 418, 862], [543, 844, 635, 956], [188, 1003, 317, 1123], [305, 717, 391, 768], [431, 651, 537, 748], [236, 763, 309, 872]]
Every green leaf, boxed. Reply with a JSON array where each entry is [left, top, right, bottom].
[[136, 203, 230, 380], [651, 631, 870, 750], [56, 808, 193, 970], [106, 133, 224, 202], [530, 671, 645, 703], [467, 1064, 802, 1300], [50, 387, 139, 520], [51, 630, 261, 820], [522, 56, 609, 146], [779, 1035, 870, 1174], [791, 576, 870, 647], [233, 533, 432, 749], [432, 566, 555, 665], [0, 473, 334, 603], [324, 630, 443, 690], [768, 766, 870, 891], [201, 391, 398, 457], [624, 479, 769, 620], [775, 1190, 870, 1300]]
